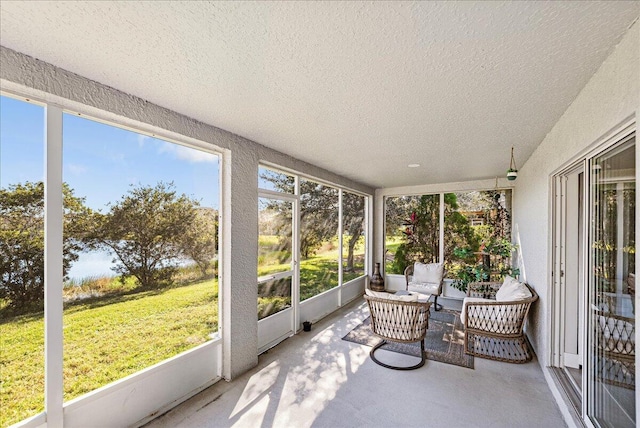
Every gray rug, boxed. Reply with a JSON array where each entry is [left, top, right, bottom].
[[342, 309, 474, 369]]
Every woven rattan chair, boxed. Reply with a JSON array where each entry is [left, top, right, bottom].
[[462, 281, 538, 363], [364, 293, 431, 370], [595, 309, 635, 389], [404, 263, 444, 311]]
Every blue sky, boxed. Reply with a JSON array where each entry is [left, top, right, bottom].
[[1, 95, 220, 210]]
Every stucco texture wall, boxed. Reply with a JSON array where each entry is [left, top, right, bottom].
[[512, 22, 638, 366]]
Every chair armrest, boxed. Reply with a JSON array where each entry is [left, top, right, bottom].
[[404, 265, 413, 287], [467, 282, 501, 299]]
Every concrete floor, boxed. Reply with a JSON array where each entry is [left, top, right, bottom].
[[145, 298, 567, 428]]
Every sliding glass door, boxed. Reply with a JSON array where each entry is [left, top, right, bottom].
[[587, 135, 635, 427]]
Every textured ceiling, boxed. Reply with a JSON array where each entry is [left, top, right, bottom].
[[1, 1, 638, 188]]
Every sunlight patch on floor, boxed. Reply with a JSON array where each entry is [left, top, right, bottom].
[[230, 360, 280, 420]]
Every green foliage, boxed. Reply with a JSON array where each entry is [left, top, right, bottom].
[[0, 278, 218, 427], [386, 193, 478, 274], [0, 182, 92, 307], [391, 243, 409, 275], [90, 182, 201, 289], [386, 190, 518, 290], [180, 207, 218, 276], [259, 171, 365, 270], [451, 239, 520, 292]]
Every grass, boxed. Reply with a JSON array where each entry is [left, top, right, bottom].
[[258, 235, 365, 315], [3, 237, 364, 426], [0, 279, 218, 427]]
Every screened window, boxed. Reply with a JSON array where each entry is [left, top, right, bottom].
[[299, 179, 340, 300], [384, 194, 440, 274], [258, 166, 294, 194], [342, 191, 366, 282], [445, 190, 514, 289], [384, 190, 514, 292], [0, 96, 46, 427], [61, 113, 220, 402]]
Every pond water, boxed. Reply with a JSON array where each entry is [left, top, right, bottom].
[[67, 249, 116, 280], [67, 249, 199, 282]]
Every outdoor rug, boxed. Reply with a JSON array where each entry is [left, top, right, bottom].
[[342, 309, 474, 369]]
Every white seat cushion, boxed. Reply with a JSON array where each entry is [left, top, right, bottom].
[[408, 281, 440, 295], [496, 275, 532, 302]]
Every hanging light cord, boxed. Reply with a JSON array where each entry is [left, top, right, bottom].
[[510, 147, 517, 171]]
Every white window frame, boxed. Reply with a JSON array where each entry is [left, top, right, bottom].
[[2, 90, 225, 428]]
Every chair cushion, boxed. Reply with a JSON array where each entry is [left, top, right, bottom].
[[496, 276, 531, 302], [408, 281, 440, 295], [365, 288, 418, 302], [413, 262, 444, 284]]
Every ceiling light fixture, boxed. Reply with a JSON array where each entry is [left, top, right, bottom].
[[408, 163, 420, 168], [507, 147, 518, 181]]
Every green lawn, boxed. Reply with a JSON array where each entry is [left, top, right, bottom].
[[0, 279, 218, 427], [258, 251, 365, 315], [3, 236, 366, 426]]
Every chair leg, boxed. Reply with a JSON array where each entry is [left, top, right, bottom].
[[433, 295, 443, 311], [370, 339, 426, 370]]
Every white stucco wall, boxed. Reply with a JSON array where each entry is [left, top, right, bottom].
[[0, 45, 374, 382], [512, 20, 638, 369]]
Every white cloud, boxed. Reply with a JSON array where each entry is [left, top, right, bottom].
[[137, 134, 152, 147], [159, 141, 217, 164], [67, 163, 87, 175]]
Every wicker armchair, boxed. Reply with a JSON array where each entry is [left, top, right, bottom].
[[462, 281, 538, 363], [364, 293, 431, 370], [404, 263, 444, 311], [594, 309, 635, 389]]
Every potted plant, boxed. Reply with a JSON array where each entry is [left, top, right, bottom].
[[452, 239, 520, 293]]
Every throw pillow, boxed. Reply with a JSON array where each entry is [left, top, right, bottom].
[[413, 262, 444, 284], [496, 275, 532, 302]]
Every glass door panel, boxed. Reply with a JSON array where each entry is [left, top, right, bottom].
[[588, 136, 635, 428], [258, 197, 293, 319]]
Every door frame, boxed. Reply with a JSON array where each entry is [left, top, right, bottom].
[[548, 118, 636, 426], [552, 162, 586, 371], [257, 189, 300, 353]]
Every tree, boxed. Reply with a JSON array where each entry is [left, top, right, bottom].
[[90, 182, 199, 288], [389, 193, 478, 274], [299, 180, 339, 258], [180, 207, 218, 277], [0, 181, 91, 308], [390, 195, 441, 274], [342, 192, 365, 272], [259, 170, 367, 268]]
